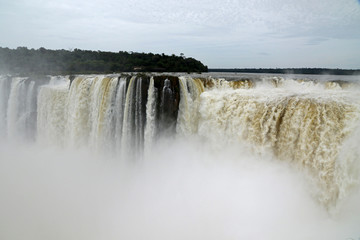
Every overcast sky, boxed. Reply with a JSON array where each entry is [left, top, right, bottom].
[[0, 0, 359, 68]]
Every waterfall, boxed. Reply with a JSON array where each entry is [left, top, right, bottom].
[[121, 76, 136, 157], [0, 73, 359, 209], [120, 76, 149, 159], [159, 79, 174, 135], [7, 78, 26, 140], [176, 76, 204, 136], [0, 76, 11, 138], [114, 77, 127, 152], [135, 77, 144, 153], [64, 76, 93, 147], [144, 77, 157, 154], [6, 78, 41, 140], [196, 78, 360, 208], [37, 82, 69, 145], [88, 76, 118, 151]]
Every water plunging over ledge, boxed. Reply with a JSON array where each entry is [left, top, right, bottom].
[[1, 73, 360, 239]]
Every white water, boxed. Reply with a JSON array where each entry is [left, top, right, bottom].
[[176, 76, 204, 136], [114, 77, 127, 153], [6, 78, 27, 140], [0, 76, 11, 137], [37, 79, 69, 146], [0, 74, 360, 240], [144, 77, 157, 154], [88, 76, 118, 152]]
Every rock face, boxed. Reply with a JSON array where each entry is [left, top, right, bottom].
[[153, 76, 180, 137]]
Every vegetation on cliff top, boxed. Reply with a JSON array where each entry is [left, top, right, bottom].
[[1, 46, 357, 76], [0, 47, 208, 75]]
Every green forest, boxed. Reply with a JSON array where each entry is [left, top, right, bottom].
[[0, 47, 208, 75], [1, 46, 358, 76]]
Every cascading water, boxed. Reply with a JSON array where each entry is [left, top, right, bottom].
[[88, 76, 119, 152], [198, 78, 360, 208], [37, 78, 69, 146], [7, 77, 27, 140], [144, 77, 157, 154], [114, 77, 127, 152], [4, 77, 47, 141], [0, 75, 11, 137], [121, 76, 138, 158], [1, 73, 360, 240], [0, 73, 359, 211]]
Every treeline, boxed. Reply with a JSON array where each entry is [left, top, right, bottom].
[[0, 47, 208, 75], [209, 68, 360, 75]]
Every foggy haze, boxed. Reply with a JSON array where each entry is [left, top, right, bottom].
[[1, 140, 360, 240]]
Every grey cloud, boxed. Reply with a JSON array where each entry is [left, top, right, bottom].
[[258, 52, 270, 56], [305, 37, 329, 46]]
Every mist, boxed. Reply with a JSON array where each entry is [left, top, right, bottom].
[[1, 138, 359, 240]]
